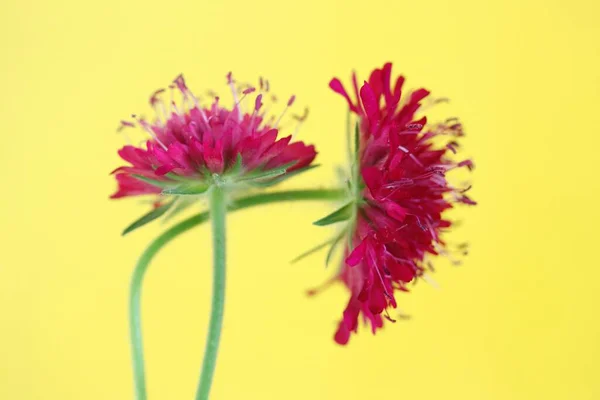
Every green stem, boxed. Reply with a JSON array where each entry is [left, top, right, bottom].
[[128, 188, 344, 400], [195, 186, 227, 400]]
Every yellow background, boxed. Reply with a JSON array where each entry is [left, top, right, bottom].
[[1, 0, 599, 398]]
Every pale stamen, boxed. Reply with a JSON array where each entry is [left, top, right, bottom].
[[273, 95, 296, 128], [227, 72, 240, 119], [249, 93, 263, 131], [117, 121, 134, 145], [306, 277, 336, 297], [292, 107, 309, 137], [422, 273, 440, 289], [150, 89, 168, 123], [135, 115, 167, 150], [169, 85, 176, 114]]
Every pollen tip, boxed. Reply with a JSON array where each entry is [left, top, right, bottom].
[[287, 95, 296, 107], [384, 313, 397, 323], [293, 107, 309, 121], [173, 74, 187, 92], [117, 120, 135, 132], [149, 88, 166, 105], [254, 94, 263, 111]]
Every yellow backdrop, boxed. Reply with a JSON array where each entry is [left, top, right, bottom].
[[1, 0, 599, 398]]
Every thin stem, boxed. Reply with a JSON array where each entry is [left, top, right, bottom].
[[129, 213, 209, 400], [195, 186, 227, 399], [128, 188, 344, 400]]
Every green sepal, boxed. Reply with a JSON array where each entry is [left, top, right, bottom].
[[164, 173, 204, 183], [347, 222, 355, 249], [313, 202, 353, 226], [249, 164, 320, 188], [346, 109, 352, 164], [132, 174, 173, 189], [122, 200, 175, 236], [235, 161, 297, 183], [162, 182, 211, 195], [354, 121, 360, 165], [291, 236, 337, 264], [229, 153, 244, 176], [325, 230, 346, 267], [235, 167, 287, 182]]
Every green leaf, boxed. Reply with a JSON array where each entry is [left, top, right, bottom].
[[325, 230, 346, 267], [249, 164, 320, 188], [132, 174, 173, 189], [291, 236, 337, 264], [235, 161, 297, 183], [122, 201, 174, 236], [162, 182, 211, 195], [313, 202, 353, 226]]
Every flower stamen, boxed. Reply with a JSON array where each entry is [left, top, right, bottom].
[[273, 95, 296, 128]]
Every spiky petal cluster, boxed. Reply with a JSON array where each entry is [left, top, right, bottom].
[[328, 63, 475, 345], [111, 73, 316, 199]]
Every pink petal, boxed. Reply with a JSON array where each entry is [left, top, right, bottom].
[[409, 88, 430, 104], [361, 167, 384, 195], [329, 78, 358, 112], [359, 81, 379, 124], [383, 201, 407, 222], [155, 165, 175, 176], [334, 323, 350, 345], [346, 240, 367, 266]]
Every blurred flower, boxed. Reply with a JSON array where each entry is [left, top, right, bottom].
[[111, 73, 316, 200], [317, 63, 475, 345]]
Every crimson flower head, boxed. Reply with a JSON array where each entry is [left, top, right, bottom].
[[314, 63, 475, 345], [111, 73, 317, 231]]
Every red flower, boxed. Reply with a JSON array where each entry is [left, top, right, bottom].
[[324, 63, 475, 344], [111, 73, 316, 200]]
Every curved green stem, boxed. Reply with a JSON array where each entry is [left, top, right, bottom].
[[129, 212, 209, 400], [195, 186, 227, 399], [128, 188, 344, 400]]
